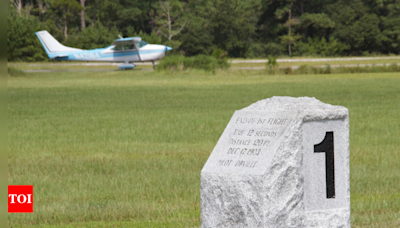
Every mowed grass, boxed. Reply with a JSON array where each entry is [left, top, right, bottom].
[[8, 70, 400, 227]]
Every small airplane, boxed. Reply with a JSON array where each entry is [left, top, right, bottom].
[[35, 30, 172, 69]]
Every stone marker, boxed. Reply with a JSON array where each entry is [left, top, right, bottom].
[[201, 96, 350, 228]]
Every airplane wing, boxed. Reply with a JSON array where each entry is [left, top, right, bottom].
[[112, 37, 141, 45], [113, 37, 143, 61]]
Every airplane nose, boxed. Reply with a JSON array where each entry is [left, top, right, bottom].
[[165, 46, 173, 51]]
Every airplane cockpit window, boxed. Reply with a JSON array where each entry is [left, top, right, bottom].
[[112, 42, 147, 51], [137, 41, 148, 48], [124, 44, 135, 50], [112, 45, 123, 51]]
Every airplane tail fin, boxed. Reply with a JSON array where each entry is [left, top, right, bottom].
[[35, 30, 83, 58]]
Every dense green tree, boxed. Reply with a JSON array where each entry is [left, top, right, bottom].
[[376, 0, 400, 54], [325, 0, 382, 55], [210, 0, 261, 57], [46, 0, 82, 39], [6, 0, 400, 61], [294, 37, 348, 56], [155, 0, 188, 41], [177, 0, 215, 56], [257, 0, 303, 56], [7, 9, 46, 61], [63, 21, 120, 49]]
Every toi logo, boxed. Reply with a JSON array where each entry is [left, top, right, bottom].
[[8, 185, 33, 213]]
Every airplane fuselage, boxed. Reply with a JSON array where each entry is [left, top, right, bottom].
[[49, 44, 167, 62]]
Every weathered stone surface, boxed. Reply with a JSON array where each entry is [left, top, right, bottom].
[[201, 96, 350, 228]]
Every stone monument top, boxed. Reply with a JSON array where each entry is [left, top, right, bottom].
[[243, 96, 348, 118]]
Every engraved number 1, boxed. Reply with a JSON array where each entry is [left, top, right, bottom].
[[314, 132, 335, 199]]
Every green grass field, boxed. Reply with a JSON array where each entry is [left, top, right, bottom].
[[8, 69, 400, 227]]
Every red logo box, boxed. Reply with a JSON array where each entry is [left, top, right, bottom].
[[8, 185, 33, 213]]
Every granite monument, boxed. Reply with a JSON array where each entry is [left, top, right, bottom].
[[201, 96, 350, 227]]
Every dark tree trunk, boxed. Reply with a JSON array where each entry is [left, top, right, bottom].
[[81, 0, 86, 29], [300, 0, 304, 15], [91, 3, 97, 27], [148, 8, 157, 33], [64, 12, 68, 39], [18, 0, 22, 16], [288, 7, 291, 57], [64, 22, 68, 39], [300, 0, 307, 41]]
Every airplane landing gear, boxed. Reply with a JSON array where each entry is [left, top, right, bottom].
[[152, 60, 157, 70]]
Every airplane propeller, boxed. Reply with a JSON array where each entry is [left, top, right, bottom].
[[165, 45, 173, 55]]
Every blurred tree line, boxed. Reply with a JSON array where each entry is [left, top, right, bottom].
[[7, 0, 400, 61]]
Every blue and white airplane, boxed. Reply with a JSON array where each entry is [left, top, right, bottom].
[[35, 30, 172, 69]]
